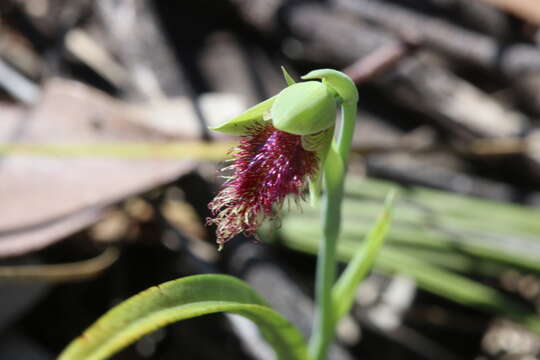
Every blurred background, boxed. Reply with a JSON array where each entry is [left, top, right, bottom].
[[2, 0, 540, 359]]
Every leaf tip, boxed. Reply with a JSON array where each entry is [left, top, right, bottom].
[[383, 189, 398, 216]]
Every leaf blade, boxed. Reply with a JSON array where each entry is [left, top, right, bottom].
[[332, 190, 395, 323], [59, 274, 308, 360]]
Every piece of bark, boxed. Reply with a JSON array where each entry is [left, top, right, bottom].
[[343, 41, 417, 85], [199, 31, 289, 106], [511, 74, 540, 116], [229, 0, 285, 34], [333, 0, 540, 77], [287, 5, 395, 65], [11, 0, 92, 38], [0, 208, 105, 259], [379, 54, 527, 139], [352, 113, 405, 151], [415, 0, 511, 38], [0, 22, 42, 79], [477, 0, 540, 25], [0, 1, 56, 55], [366, 151, 519, 201], [96, 0, 187, 101], [336, 0, 540, 117], [1, 0, 94, 78], [0, 2, 127, 91], [64, 29, 129, 89], [0, 58, 40, 104], [199, 32, 260, 105]]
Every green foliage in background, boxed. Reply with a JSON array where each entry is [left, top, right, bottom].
[[267, 176, 540, 333]]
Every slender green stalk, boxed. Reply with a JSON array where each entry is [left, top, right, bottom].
[[309, 150, 343, 359], [309, 102, 357, 360], [336, 104, 358, 163]]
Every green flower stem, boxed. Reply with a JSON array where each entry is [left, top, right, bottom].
[[309, 102, 357, 360], [336, 103, 358, 164]]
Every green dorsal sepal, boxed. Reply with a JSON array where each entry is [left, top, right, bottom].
[[302, 69, 358, 104]]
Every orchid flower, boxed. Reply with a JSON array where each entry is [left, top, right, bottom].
[[207, 68, 338, 248]]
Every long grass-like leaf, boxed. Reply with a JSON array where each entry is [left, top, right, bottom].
[[332, 190, 395, 323], [280, 176, 540, 273], [377, 249, 540, 332], [268, 176, 540, 333], [280, 230, 540, 333], [59, 274, 308, 360]]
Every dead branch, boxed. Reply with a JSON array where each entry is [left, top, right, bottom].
[[333, 0, 540, 76], [284, 4, 527, 139], [477, 0, 540, 25], [96, 0, 187, 101]]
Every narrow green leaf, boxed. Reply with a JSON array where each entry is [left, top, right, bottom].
[[332, 190, 395, 323], [284, 176, 540, 273], [377, 249, 540, 332], [277, 228, 540, 333], [59, 274, 308, 360], [210, 96, 275, 135], [268, 175, 540, 333]]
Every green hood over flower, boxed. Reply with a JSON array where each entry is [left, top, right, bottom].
[[271, 81, 337, 135]]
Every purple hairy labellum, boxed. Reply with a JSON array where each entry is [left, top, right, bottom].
[[207, 123, 319, 248]]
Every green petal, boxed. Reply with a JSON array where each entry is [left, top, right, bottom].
[[210, 96, 276, 135]]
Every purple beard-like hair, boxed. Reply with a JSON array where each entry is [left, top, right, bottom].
[[207, 123, 319, 246]]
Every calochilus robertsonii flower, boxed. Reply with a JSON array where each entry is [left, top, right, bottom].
[[207, 68, 351, 249]]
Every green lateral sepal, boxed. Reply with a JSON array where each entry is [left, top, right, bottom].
[[210, 96, 276, 135]]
